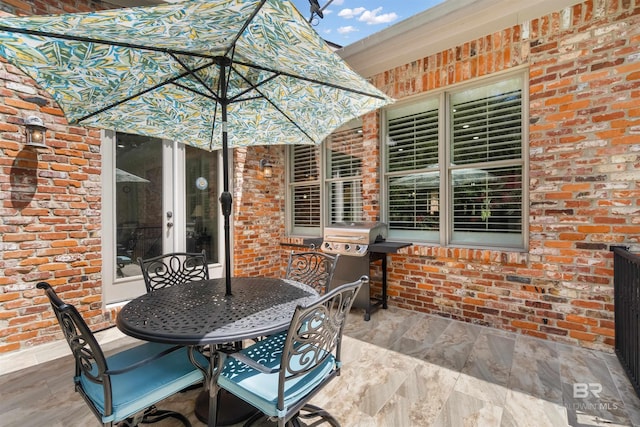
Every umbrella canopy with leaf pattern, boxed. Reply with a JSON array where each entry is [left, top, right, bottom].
[[0, 0, 393, 295]]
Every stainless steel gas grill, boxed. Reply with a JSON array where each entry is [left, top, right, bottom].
[[322, 222, 387, 257], [321, 222, 387, 320]]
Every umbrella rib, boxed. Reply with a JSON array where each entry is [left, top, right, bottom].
[[226, 67, 316, 143], [169, 52, 221, 101], [227, 67, 279, 103], [231, 59, 388, 101], [172, 82, 217, 101], [76, 61, 216, 123], [0, 25, 213, 58], [168, 66, 316, 143], [259, 96, 317, 143], [223, 0, 268, 58]]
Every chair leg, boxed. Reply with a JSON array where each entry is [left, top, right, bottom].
[[242, 411, 267, 426], [294, 404, 340, 427], [117, 405, 192, 427], [142, 407, 191, 427]]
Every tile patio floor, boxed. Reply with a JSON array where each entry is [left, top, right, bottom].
[[1, 306, 639, 426]]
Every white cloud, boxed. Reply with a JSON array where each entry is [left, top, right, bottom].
[[358, 7, 398, 25], [337, 25, 358, 34], [338, 7, 366, 19], [321, 0, 340, 16]]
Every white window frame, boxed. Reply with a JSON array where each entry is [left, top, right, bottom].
[[102, 131, 224, 305]]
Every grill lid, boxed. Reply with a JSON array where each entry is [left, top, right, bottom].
[[322, 222, 387, 256]]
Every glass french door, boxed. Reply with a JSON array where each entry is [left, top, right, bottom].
[[103, 131, 223, 304]]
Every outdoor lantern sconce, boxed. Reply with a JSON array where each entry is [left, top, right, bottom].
[[24, 116, 47, 148], [260, 158, 273, 178]]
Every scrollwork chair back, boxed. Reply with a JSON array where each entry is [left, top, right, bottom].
[[138, 250, 209, 292], [285, 251, 339, 295], [36, 282, 203, 427], [217, 276, 367, 427]]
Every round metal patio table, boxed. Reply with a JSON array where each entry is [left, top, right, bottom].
[[116, 277, 319, 426]]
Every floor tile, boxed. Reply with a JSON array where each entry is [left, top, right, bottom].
[[2, 306, 639, 426]]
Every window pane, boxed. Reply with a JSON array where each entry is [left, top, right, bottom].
[[452, 165, 523, 244], [115, 133, 163, 278], [387, 98, 439, 172], [386, 98, 440, 239], [330, 181, 363, 223], [185, 146, 218, 263], [389, 173, 439, 237], [450, 76, 524, 247], [293, 185, 320, 227], [327, 127, 364, 223], [451, 77, 522, 164], [290, 144, 321, 232], [291, 145, 320, 182]]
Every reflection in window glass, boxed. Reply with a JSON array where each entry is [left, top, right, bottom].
[[186, 146, 218, 263], [115, 133, 163, 278], [451, 166, 522, 233]]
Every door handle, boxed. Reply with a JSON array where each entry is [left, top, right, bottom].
[[166, 211, 173, 228]]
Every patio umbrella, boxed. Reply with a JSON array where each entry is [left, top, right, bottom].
[[0, 0, 392, 295]]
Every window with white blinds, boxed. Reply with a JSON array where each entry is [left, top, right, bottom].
[[387, 98, 440, 241], [450, 77, 523, 246], [287, 125, 365, 235], [289, 144, 321, 235], [326, 127, 364, 224], [384, 72, 525, 248]]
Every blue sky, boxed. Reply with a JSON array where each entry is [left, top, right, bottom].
[[291, 0, 446, 46]]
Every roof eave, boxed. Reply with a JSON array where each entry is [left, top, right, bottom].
[[337, 0, 583, 78]]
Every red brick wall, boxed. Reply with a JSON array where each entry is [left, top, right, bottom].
[[366, 0, 640, 351], [232, 145, 287, 278], [0, 0, 114, 353], [1, 0, 638, 356]]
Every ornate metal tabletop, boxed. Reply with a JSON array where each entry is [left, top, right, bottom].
[[116, 277, 318, 345]]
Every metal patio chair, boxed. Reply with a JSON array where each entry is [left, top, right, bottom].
[[214, 276, 367, 427], [138, 250, 209, 292], [285, 251, 339, 295], [36, 282, 207, 427]]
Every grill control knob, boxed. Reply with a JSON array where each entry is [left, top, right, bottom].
[[344, 244, 351, 251]]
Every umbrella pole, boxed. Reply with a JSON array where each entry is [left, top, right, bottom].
[[219, 60, 233, 296]]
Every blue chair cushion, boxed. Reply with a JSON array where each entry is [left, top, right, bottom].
[[218, 332, 335, 418], [79, 342, 206, 423], [116, 255, 132, 265]]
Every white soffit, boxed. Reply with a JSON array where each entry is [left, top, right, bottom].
[[338, 0, 583, 78]]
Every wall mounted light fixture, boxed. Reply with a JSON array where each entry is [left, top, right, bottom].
[[260, 158, 273, 178], [24, 116, 48, 148]]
